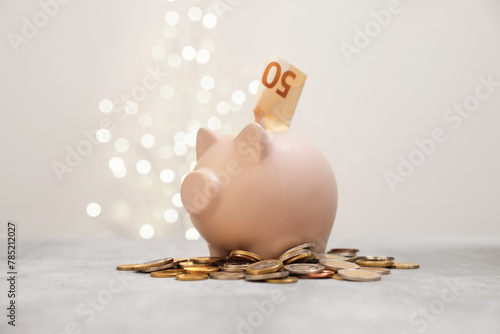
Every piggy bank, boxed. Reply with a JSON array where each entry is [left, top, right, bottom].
[[180, 122, 338, 259]]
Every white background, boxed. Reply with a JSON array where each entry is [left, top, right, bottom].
[[1, 0, 499, 240]]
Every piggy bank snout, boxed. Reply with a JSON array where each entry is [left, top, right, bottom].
[[180, 168, 220, 215]]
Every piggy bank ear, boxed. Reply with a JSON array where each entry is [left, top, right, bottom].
[[181, 168, 220, 215], [196, 128, 220, 160], [234, 123, 268, 162]]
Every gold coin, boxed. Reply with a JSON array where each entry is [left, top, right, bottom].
[[183, 266, 219, 274], [141, 262, 176, 273], [178, 261, 207, 268], [337, 269, 381, 282], [279, 249, 310, 262], [284, 251, 316, 264], [331, 274, 344, 280], [391, 262, 420, 269], [175, 273, 208, 281], [222, 262, 250, 273], [360, 267, 391, 275], [357, 256, 395, 262], [280, 243, 316, 256], [319, 259, 360, 270], [356, 260, 394, 268], [134, 258, 174, 271], [190, 257, 226, 265], [229, 250, 262, 262], [246, 260, 283, 275], [245, 271, 289, 281], [210, 272, 245, 280], [151, 270, 182, 278], [265, 277, 298, 284], [116, 264, 141, 271], [315, 253, 348, 261]]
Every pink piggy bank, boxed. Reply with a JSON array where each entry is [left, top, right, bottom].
[[180, 122, 338, 259]]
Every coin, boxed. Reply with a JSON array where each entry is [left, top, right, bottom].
[[183, 266, 219, 274], [117, 258, 173, 271], [284, 251, 316, 264], [328, 248, 359, 256], [210, 272, 246, 280], [319, 259, 360, 270], [331, 273, 344, 280], [284, 263, 324, 275], [178, 261, 207, 268], [391, 262, 420, 269], [175, 273, 208, 281], [266, 277, 298, 284], [222, 262, 250, 272], [359, 267, 391, 275], [190, 257, 224, 265], [357, 256, 395, 262], [245, 270, 289, 281], [355, 260, 394, 268], [141, 262, 176, 273], [315, 253, 348, 261], [229, 250, 262, 262], [281, 243, 316, 256], [151, 269, 184, 278], [229, 253, 260, 263], [116, 264, 141, 271], [279, 249, 310, 262], [337, 269, 382, 282], [297, 269, 336, 279], [246, 260, 283, 275]]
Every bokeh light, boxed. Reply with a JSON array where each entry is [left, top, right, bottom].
[[164, 208, 179, 223], [188, 7, 202, 21], [86, 202, 101, 217], [140, 224, 154, 239], [160, 169, 175, 183], [136, 159, 152, 174], [99, 99, 113, 113], [202, 13, 217, 29], [185, 227, 200, 240], [182, 46, 196, 61], [96, 129, 111, 143], [165, 11, 179, 25]]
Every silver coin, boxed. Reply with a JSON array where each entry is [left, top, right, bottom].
[[357, 256, 395, 262], [319, 259, 360, 270], [316, 253, 348, 261], [222, 262, 250, 273], [245, 271, 289, 281], [210, 272, 246, 280], [284, 263, 325, 275], [279, 249, 310, 262]]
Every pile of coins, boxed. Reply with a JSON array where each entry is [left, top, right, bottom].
[[116, 243, 419, 283]]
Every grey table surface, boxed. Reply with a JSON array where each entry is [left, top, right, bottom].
[[2, 236, 500, 334]]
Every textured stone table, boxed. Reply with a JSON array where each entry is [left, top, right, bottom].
[[2, 236, 500, 334]]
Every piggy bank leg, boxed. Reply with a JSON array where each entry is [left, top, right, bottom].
[[207, 243, 229, 258]]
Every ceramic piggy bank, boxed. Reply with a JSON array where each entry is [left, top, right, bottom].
[[180, 122, 338, 259]]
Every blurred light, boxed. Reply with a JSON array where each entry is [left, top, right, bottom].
[[172, 193, 183, 207], [232, 90, 246, 104], [163, 25, 177, 39], [112, 167, 127, 178], [249, 80, 259, 95], [168, 54, 182, 68], [185, 132, 196, 147], [136, 159, 151, 174], [164, 209, 179, 223], [113, 202, 131, 220], [115, 138, 130, 152], [151, 46, 166, 61], [216, 101, 230, 115], [124, 100, 139, 115], [96, 129, 111, 143], [200, 75, 215, 90], [141, 134, 155, 148], [174, 132, 186, 144], [160, 85, 174, 99], [86, 202, 101, 217], [140, 224, 154, 239], [185, 227, 200, 240], [174, 143, 187, 156], [195, 49, 210, 64], [159, 145, 173, 159], [202, 13, 217, 29], [207, 116, 222, 130], [165, 11, 179, 25], [188, 6, 202, 21], [196, 90, 211, 104], [99, 99, 113, 113], [182, 46, 196, 61], [138, 114, 152, 127], [109, 157, 124, 171], [201, 39, 215, 53], [217, 80, 232, 95], [160, 169, 175, 183]]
